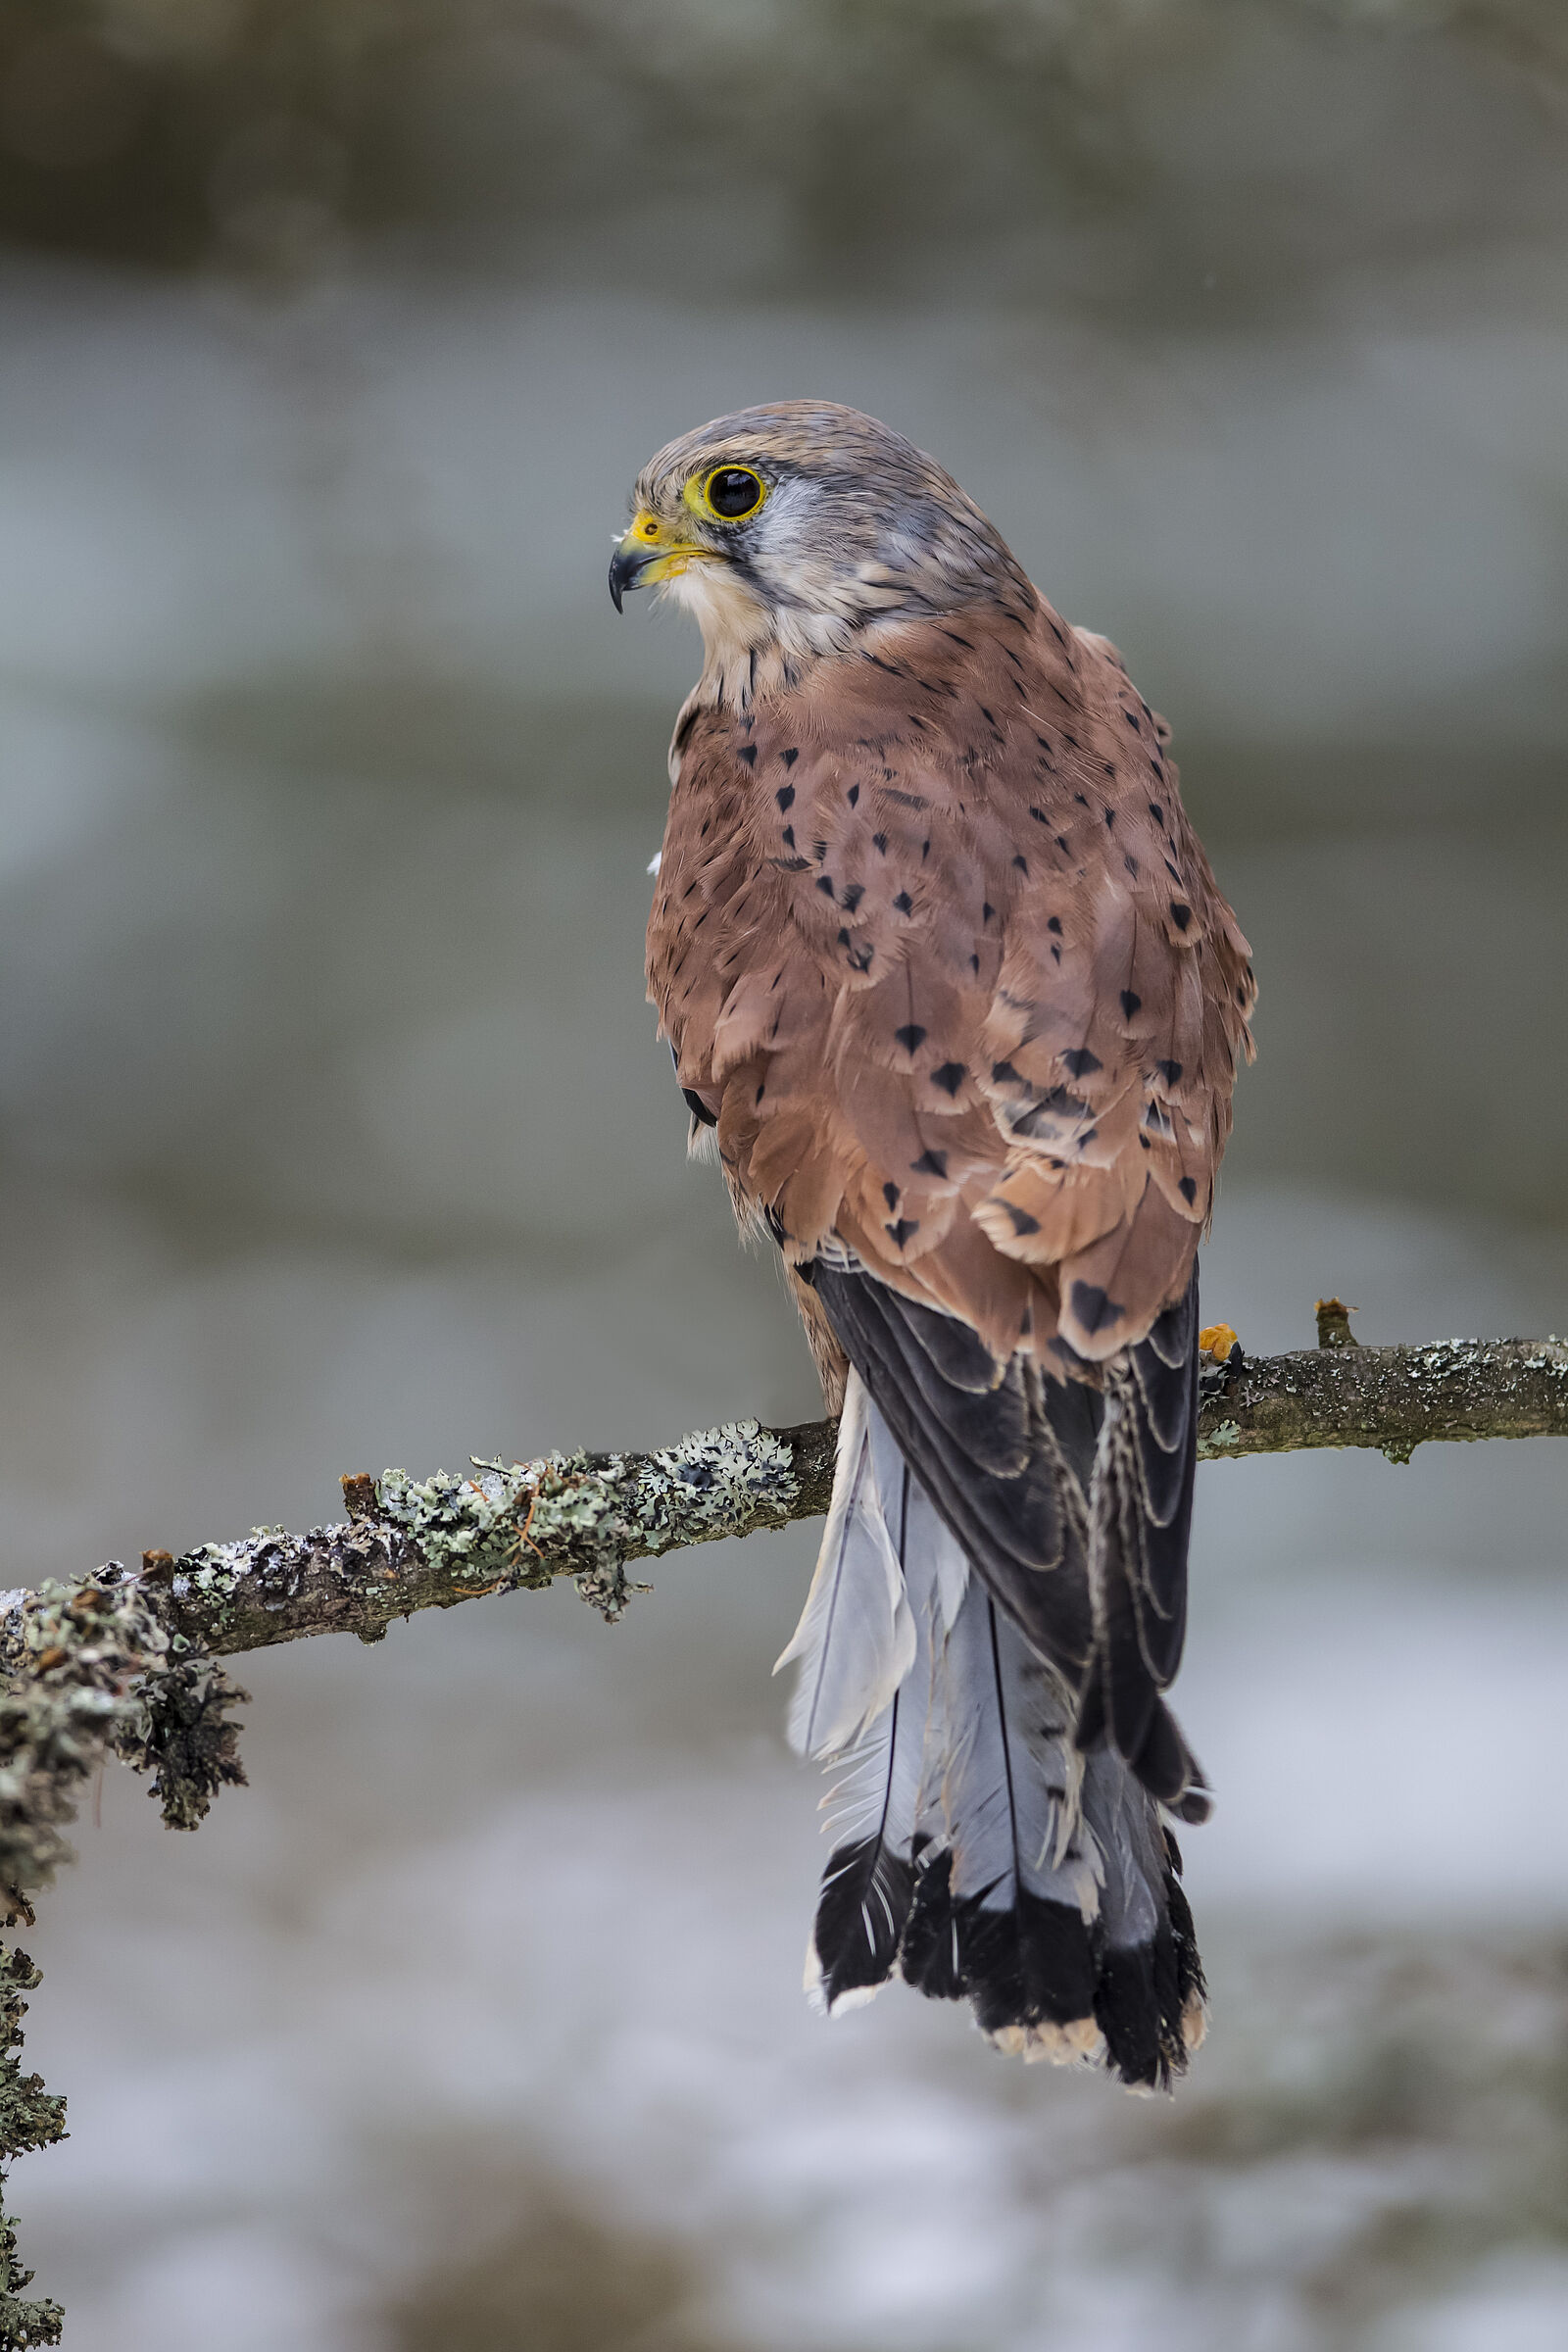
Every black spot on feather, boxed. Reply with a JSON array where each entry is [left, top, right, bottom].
[[931, 1061, 965, 1096], [911, 1149, 948, 1178], [1061, 1047, 1102, 1077], [776, 784, 796, 811], [1070, 1281, 1124, 1337], [894, 1023, 927, 1054], [737, 744, 757, 766], [1120, 990, 1142, 1018], [1170, 902, 1192, 932]]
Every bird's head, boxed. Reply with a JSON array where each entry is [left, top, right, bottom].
[[610, 402, 1033, 685]]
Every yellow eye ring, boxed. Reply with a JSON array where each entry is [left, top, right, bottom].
[[687, 465, 766, 524]]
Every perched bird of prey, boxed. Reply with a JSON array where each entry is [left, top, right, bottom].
[[611, 404, 1254, 2088]]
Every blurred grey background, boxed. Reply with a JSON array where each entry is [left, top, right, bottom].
[[3, 3, 1567, 2346]]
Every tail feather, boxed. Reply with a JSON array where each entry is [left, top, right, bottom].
[[775, 1373, 915, 1760], [1081, 1744, 1204, 2085], [791, 1388, 950, 2014], [786, 1376, 1208, 2086], [806, 1707, 920, 2013]]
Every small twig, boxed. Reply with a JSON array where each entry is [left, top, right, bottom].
[[1314, 1296, 1358, 1349]]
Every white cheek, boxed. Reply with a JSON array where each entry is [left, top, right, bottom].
[[751, 474, 819, 562]]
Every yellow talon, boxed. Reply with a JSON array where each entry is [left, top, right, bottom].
[[1199, 1322, 1240, 1364]]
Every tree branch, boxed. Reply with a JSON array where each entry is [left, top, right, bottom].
[[1196, 1331, 1568, 1466], [0, 1330, 1561, 1694]]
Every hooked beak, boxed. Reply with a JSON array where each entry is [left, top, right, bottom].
[[609, 511, 714, 612]]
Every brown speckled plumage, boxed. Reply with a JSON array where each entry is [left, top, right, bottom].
[[615, 402, 1252, 2084], [650, 602, 1253, 1366]]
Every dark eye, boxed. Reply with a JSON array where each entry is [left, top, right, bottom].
[[705, 466, 765, 520]]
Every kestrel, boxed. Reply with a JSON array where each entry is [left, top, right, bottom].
[[611, 404, 1254, 2087]]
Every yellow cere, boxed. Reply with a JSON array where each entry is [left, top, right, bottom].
[[615, 508, 710, 589]]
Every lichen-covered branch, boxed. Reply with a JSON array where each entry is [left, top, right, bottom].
[[1, 1334, 1563, 1708], [0, 1948, 65, 2349], [1197, 1332, 1568, 1467]]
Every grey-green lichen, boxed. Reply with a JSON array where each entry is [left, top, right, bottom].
[[376, 1466, 542, 1592], [630, 1420, 799, 1550], [171, 1526, 326, 1635], [116, 1658, 250, 1833], [0, 1575, 164, 1896], [0, 1946, 64, 2350], [0, 1576, 254, 2341], [376, 1419, 800, 1623]]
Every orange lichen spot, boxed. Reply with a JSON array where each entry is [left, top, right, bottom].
[[1199, 1322, 1240, 1364]]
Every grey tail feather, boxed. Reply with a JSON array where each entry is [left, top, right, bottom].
[[802, 1440, 931, 2014], [795, 1384, 1206, 2084]]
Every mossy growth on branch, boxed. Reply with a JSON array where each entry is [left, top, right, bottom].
[[0, 1946, 65, 2350]]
